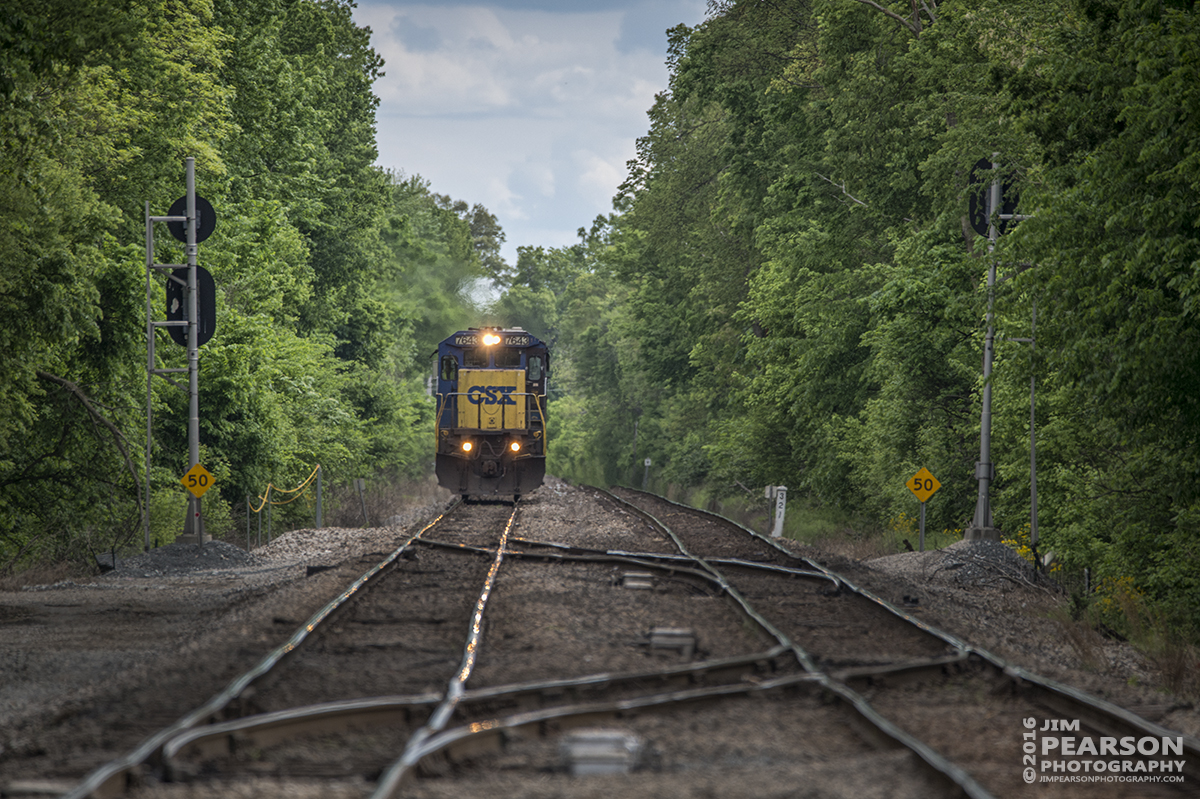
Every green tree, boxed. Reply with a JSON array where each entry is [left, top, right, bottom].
[[0, 0, 237, 565], [379, 173, 488, 367], [996, 0, 1200, 626], [0, 0, 442, 569]]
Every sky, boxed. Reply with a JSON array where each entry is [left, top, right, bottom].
[[351, 0, 710, 266]]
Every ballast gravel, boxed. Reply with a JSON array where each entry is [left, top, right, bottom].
[[867, 538, 1040, 589], [2, 477, 1199, 798]]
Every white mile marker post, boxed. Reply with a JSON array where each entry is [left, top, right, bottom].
[[771, 486, 787, 539]]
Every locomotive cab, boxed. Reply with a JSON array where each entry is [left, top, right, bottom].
[[435, 327, 549, 498]]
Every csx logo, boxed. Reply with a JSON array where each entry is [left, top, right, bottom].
[[467, 385, 518, 406]]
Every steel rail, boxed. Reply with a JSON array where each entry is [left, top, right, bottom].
[[421, 535, 857, 654], [75, 485, 1200, 796], [830, 652, 975, 685], [511, 539, 843, 590], [370, 494, 844, 796], [64, 502, 461, 799], [509, 535, 837, 582], [742, 502, 1200, 771], [71, 497, 811, 796], [614, 487, 1200, 785], [999, 663, 1200, 777], [598, 490, 823, 673], [161, 693, 442, 769], [612, 487, 977, 652], [597, 487, 996, 799], [417, 536, 754, 596], [369, 502, 520, 795], [161, 645, 797, 768], [434, 524, 835, 678], [371, 673, 825, 798]]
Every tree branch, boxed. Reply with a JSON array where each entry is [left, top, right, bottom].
[[815, 172, 869, 207], [848, 0, 922, 35], [35, 371, 144, 522]]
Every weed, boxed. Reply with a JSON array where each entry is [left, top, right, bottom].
[[320, 473, 451, 529], [1001, 524, 1061, 575], [0, 561, 89, 591], [1047, 604, 1106, 671], [884, 511, 962, 554], [1073, 574, 1200, 700]]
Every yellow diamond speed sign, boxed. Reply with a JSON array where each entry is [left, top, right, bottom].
[[906, 467, 941, 503], [181, 463, 214, 498]]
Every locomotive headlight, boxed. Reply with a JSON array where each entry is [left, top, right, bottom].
[[482, 333, 501, 345], [509, 441, 521, 453], [462, 441, 473, 453]]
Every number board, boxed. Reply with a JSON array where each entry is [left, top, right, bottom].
[[453, 334, 532, 347], [906, 467, 941, 503], [181, 463, 215, 498]]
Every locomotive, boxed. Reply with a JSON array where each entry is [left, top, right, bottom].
[[434, 327, 549, 499]]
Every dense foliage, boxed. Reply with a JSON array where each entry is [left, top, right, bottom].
[[5, 0, 1197, 638], [0, 0, 490, 566], [526, 0, 1200, 634]]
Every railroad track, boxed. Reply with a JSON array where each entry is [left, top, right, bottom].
[[608, 487, 1200, 798], [60, 483, 1200, 798]]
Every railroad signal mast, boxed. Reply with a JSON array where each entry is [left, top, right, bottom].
[[965, 154, 1030, 543], [145, 157, 217, 549]]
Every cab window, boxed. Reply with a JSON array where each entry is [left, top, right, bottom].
[[495, 348, 521, 368], [439, 356, 458, 381], [528, 355, 542, 382], [464, 349, 488, 367]]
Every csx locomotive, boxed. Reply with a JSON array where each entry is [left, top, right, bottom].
[[435, 327, 549, 499]]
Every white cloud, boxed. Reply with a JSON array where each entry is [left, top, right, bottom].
[[361, 6, 626, 116], [577, 148, 632, 208], [353, 1, 709, 263]]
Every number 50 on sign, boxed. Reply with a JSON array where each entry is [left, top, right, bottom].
[[182, 463, 214, 498], [906, 467, 941, 503], [906, 467, 940, 553]]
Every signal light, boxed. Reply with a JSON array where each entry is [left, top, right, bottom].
[[483, 333, 500, 345], [510, 441, 521, 453], [462, 441, 473, 452]]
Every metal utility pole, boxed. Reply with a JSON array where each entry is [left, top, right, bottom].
[[1029, 303, 1038, 562], [315, 465, 323, 529], [966, 154, 1002, 542], [965, 153, 1031, 542], [146, 157, 215, 548], [1009, 300, 1038, 567], [180, 158, 207, 544]]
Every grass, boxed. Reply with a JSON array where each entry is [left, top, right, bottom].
[[297, 472, 451, 530], [1047, 604, 1107, 671], [235, 472, 452, 548], [634, 480, 1200, 701], [1090, 583, 1200, 700], [0, 561, 90, 591], [649, 482, 900, 561], [1144, 633, 1200, 699]]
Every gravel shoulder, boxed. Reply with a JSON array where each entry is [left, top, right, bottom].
[[808, 539, 1200, 739], [2, 477, 1198, 794], [0, 500, 454, 781]]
